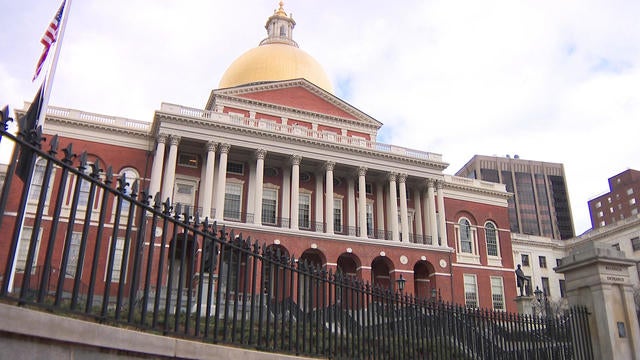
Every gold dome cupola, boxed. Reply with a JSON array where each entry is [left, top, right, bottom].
[[218, 1, 334, 93]]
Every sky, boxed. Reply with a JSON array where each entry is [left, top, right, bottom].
[[1, 0, 639, 235]]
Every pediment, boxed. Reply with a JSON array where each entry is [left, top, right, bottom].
[[208, 79, 382, 129]]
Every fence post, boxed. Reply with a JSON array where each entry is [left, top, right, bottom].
[[555, 242, 640, 359]]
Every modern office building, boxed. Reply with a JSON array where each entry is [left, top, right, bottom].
[[588, 169, 640, 229], [456, 155, 575, 240], [1, 3, 519, 311]]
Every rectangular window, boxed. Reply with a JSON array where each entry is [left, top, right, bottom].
[[365, 183, 373, 195], [261, 188, 278, 225], [366, 203, 374, 236], [226, 161, 244, 175], [299, 194, 311, 229], [66, 232, 83, 278], [556, 258, 562, 267], [628, 188, 634, 196], [16, 227, 41, 274], [559, 279, 566, 298], [463, 274, 478, 308], [490, 277, 505, 311], [333, 199, 342, 233], [178, 152, 198, 168], [541, 277, 550, 296], [29, 161, 46, 203], [224, 182, 243, 220], [630, 198, 636, 205], [106, 237, 127, 282], [521, 254, 530, 267], [631, 237, 640, 251], [539, 256, 547, 268], [486, 225, 498, 256], [612, 243, 620, 251]]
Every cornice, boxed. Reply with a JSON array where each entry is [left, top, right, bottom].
[[155, 111, 448, 171], [443, 180, 511, 199], [42, 116, 151, 139]]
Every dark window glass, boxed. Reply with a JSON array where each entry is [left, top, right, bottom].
[[521, 254, 530, 267], [539, 256, 547, 268], [516, 172, 539, 236]]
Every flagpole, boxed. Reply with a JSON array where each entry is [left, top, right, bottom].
[[37, 0, 73, 129]]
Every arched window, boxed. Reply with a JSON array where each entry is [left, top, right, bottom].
[[485, 221, 499, 257], [459, 218, 472, 253], [115, 167, 140, 218]]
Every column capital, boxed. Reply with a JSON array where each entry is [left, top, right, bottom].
[[290, 154, 302, 166], [397, 173, 407, 183], [436, 180, 444, 190], [358, 166, 368, 177], [426, 178, 436, 188], [219, 143, 231, 154], [205, 141, 217, 153], [169, 135, 181, 146], [387, 172, 397, 182], [255, 148, 267, 160], [157, 133, 169, 144], [324, 161, 336, 172]]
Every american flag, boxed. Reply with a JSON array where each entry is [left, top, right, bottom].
[[33, 0, 66, 81]]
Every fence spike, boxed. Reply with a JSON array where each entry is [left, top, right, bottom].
[[117, 172, 128, 192], [90, 159, 102, 178], [62, 143, 75, 164], [78, 151, 88, 171], [48, 134, 59, 154], [104, 166, 113, 186], [130, 179, 139, 199]]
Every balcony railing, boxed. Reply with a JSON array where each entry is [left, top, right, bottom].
[[160, 103, 443, 163]]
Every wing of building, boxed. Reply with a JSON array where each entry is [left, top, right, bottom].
[[5, 2, 519, 311]]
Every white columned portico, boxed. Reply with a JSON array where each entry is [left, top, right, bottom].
[[347, 176, 355, 235], [290, 154, 302, 229], [214, 143, 230, 220], [357, 167, 368, 238], [413, 187, 423, 243], [427, 179, 438, 244], [398, 173, 409, 242], [253, 148, 266, 224], [324, 161, 335, 234], [282, 166, 291, 227], [201, 141, 217, 219], [161, 135, 180, 202], [436, 180, 447, 246], [375, 183, 385, 239], [149, 134, 167, 199], [388, 173, 399, 241]]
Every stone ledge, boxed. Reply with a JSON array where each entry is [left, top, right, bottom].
[[0, 302, 310, 360]]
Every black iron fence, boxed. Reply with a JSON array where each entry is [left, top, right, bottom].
[[0, 113, 593, 359]]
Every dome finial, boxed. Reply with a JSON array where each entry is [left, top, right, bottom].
[[275, 1, 287, 17]]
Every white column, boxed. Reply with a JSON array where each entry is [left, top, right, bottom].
[[398, 173, 409, 242], [214, 143, 230, 220], [161, 135, 180, 202], [149, 134, 167, 199], [290, 154, 302, 229], [315, 171, 323, 232], [388, 173, 399, 241], [201, 141, 216, 219], [413, 187, 423, 243], [357, 167, 368, 238], [253, 149, 266, 224], [427, 179, 438, 244], [247, 162, 256, 219], [324, 161, 335, 234], [347, 176, 355, 235], [375, 183, 385, 239], [436, 180, 447, 247], [282, 166, 291, 227]]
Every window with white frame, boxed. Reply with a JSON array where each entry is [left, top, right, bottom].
[[490, 277, 505, 310], [66, 232, 83, 278], [173, 178, 197, 212], [463, 274, 478, 308], [224, 182, 243, 220], [333, 198, 343, 233], [16, 227, 41, 274], [485, 222, 499, 257], [116, 167, 139, 217], [106, 237, 128, 282], [77, 164, 93, 209], [366, 202, 374, 236], [261, 187, 278, 225], [299, 193, 311, 229], [28, 159, 47, 203], [459, 218, 473, 253]]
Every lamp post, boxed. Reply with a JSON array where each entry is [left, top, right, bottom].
[[534, 286, 551, 319], [396, 274, 406, 294]]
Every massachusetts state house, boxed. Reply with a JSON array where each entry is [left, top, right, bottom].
[[6, 2, 518, 311]]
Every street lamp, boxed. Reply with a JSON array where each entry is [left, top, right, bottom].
[[534, 286, 551, 319], [396, 274, 406, 294]]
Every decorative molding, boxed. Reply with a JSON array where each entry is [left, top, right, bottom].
[[290, 154, 302, 166], [324, 161, 335, 172], [205, 141, 217, 153], [169, 135, 181, 146], [397, 173, 407, 183], [357, 166, 367, 177], [387, 172, 397, 182], [255, 148, 267, 160], [219, 143, 231, 154]]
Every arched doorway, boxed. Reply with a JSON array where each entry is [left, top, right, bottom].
[[371, 256, 395, 290], [298, 249, 327, 310], [262, 244, 291, 300], [413, 260, 436, 299], [336, 252, 361, 279], [168, 234, 197, 293]]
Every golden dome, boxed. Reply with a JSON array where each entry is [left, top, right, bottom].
[[218, 44, 334, 93], [218, 2, 334, 93]]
